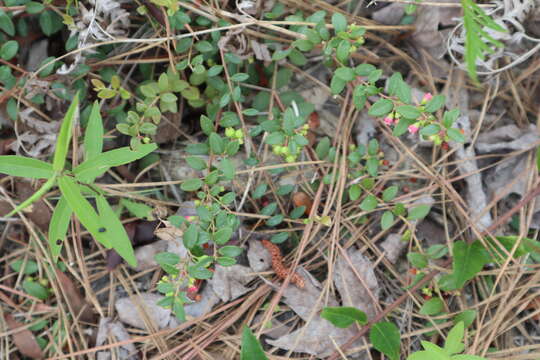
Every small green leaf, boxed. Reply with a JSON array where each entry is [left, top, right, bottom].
[[240, 325, 268, 360], [1, 40, 18, 61], [209, 132, 224, 154], [252, 184, 267, 199], [349, 184, 362, 201], [271, 232, 289, 244], [368, 99, 394, 117], [10, 259, 39, 275], [218, 245, 243, 257], [382, 186, 398, 202], [370, 322, 401, 360], [335, 67, 355, 81], [23, 279, 49, 300], [25, 2, 45, 14], [396, 105, 421, 120], [261, 202, 277, 216], [419, 297, 444, 316], [444, 322, 465, 355], [183, 223, 198, 249], [407, 204, 431, 220], [231, 73, 249, 82], [181, 178, 203, 192], [424, 95, 445, 113], [427, 244, 448, 259], [214, 227, 233, 245], [407, 252, 428, 269], [360, 194, 377, 211], [266, 214, 283, 227], [219, 157, 235, 180], [120, 199, 153, 220], [186, 156, 207, 171], [155, 252, 180, 266], [316, 137, 331, 159], [0, 9, 15, 36], [381, 211, 394, 230], [321, 306, 367, 328], [331, 12, 347, 33], [454, 310, 476, 328], [188, 265, 213, 279], [447, 128, 466, 143]]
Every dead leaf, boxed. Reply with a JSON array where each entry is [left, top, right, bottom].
[[372, 3, 405, 25], [5, 313, 44, 359], [16, 181, 51, 231], [333, 248, 380, 319], [55, 269, 95, 323], [95, 318, 139, 360], [184, 285, 220, 319], [115, 293, 177, 330], [380, 233, 406, 264], [208, 264, 254, 302], [247, 239, 272, 273]]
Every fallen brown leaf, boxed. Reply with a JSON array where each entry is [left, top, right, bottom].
[[55, 269, 95, 323], [5, 313, 44, 359]]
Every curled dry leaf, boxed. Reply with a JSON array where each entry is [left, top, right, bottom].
[[115, 293, 177, 330], [292, 192, 313, 216], [55, 269, 95, 323], [5, 313, 44, 359]]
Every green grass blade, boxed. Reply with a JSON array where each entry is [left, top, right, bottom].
[[84, 101, 104, 161], [57, 175, 111, 248], [0, 155, 54, 179], [48, 196, 72, 262], [96, 195, 137, 267], [73, 143, 157, 183], [6, 176, 56, 217], [53, 92, 79, 171]]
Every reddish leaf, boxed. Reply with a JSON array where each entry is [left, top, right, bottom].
[[5, 313, 44, 359], [54, 269, 95, 322]]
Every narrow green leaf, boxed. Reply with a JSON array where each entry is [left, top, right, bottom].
[[0, 156, 54, 179], [84, 101, 104, 161], [57, 176, 111, 248], [53, 92, 79, 171], [120, 199, 153, 219], [370, 322, 401, 360], [240, 325, 268, 360], [96, 195, 137, 267], [73, 143, 157, 183], [48, 196, 72, 262]]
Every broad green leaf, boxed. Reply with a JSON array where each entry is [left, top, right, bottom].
[[321, 306, 367, 328], [419, 297, 444, 316], [1, 40, 18, 61], [73, 143, 157, 183], [53, 92, 79, 171], [360, 194, 377, 211], [447, 128, 466, 143], [48, 196, 72, 262], [424, 95, 446, 113], [331, 12, 347, 33], [10, 259, 39, 275], [181, 178, 203, 192], [419, 342, 451, 359], [240, 325, 268, 360], [407, 252, 428, 269], [84, 101, 104, 161], [381, 211, 394, 230], [451, 355, 487, 360], [396, 105, 421, 120], [96, 195, 137, 267], [214, 227, 233, 245], [382, 185, 398, 202], [23, 279, 49, 300], [368, 99, 394, 117], [439, 240, 491, 291], [154, 252, 180, 266], [218, 245, 243, 257], [407, 204, 431, 220], [57, 176, 110, 248], [252, 184, 267, 199], [186, 156, 207, 171], [219, 157, 235, 180], [370, 322, 401, 360], [444, 322, 465, 355], [0, 156, 54, 179]]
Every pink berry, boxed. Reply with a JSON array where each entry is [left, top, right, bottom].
[[422, 93, 433, 103], [383, 117, 394, 125]]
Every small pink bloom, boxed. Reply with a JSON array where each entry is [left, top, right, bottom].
[[422, 93, 433, 103], [187, 286, 198, 293], [408, 125, 419, 134], [383, 117, 394, 125]]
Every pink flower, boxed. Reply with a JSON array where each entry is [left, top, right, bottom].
[[187, 286, 198, 293], [408, 125, 419, 134], [422, 93, 433, 103], [383, 117, 394, 125]]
